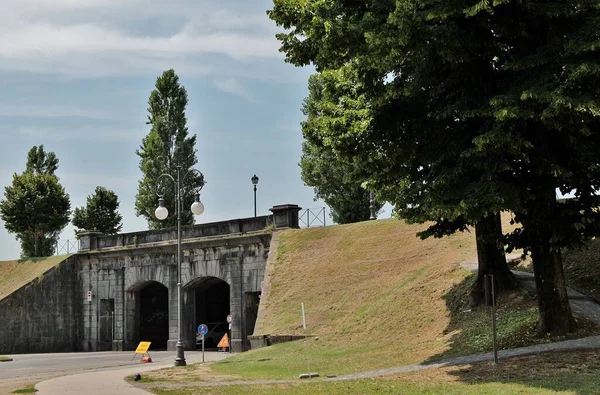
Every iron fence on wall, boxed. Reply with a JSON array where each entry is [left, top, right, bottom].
[[55, 239, 78, 255], [298, 207, 328, 228]]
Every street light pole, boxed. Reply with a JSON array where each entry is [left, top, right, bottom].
[[251, 174, 259, 217], [175, 166, 183, 366], [155, 166, 205, 367], [369, 191, 376, 220]]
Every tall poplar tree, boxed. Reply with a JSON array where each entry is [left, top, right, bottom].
[[135, 69, 205, 229]]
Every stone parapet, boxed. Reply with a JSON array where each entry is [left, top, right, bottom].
[[77, 204, 301, 253]]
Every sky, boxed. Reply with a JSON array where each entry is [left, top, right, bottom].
[[0, 0, 392, 260]]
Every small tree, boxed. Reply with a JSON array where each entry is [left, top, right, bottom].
[[0, 172, 71, 257], [135, 69, 205, 229], [73, 186, 123, 235]]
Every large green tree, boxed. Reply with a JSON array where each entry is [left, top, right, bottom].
[[0, 146, 71, 257], [298, 66, 516, 306], [301, 74, 383, 224], [135, 69, 205, 229], [73, 186, 123, 235], [268, 0, 600, 334]]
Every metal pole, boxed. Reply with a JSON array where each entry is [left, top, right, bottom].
[[369, 191, 376, 220], [491, 274, 498, 364], [253, 184, 257, 217], [175, 166, 186, 366], [323, 208, 326, 227]]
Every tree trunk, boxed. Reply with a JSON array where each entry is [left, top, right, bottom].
[[526, 186, 575, 336], [470, 212, 518, 307]]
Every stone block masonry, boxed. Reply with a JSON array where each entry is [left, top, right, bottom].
[[0, 256, 83, 354], [0, 204, 301, 354]]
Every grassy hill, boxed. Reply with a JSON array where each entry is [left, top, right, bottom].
[[0, 255, 71, 301], [137, 218, 600, 394], [205, 218, 598, 379]]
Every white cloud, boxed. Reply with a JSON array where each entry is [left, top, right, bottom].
[[214, 78, 257, 103], [0, 1, 283, 78]]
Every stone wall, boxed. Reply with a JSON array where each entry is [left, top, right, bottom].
[[0, 204, 301, 355], [80, 215, 273, 252], [77, 232, 272, 353], [0, 256, 82, 354]]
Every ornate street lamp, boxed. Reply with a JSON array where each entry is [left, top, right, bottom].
[[251, 174, 259, 217], [155, 166, 204, 367]]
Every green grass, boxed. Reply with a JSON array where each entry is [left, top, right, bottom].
[[140, 217, 600, 389], [430, 273, 600, 360], [0, 356, 11, 362], [206, 273, 599, 380], [11, 386, 38, 394], [147, 349, 600, 394]]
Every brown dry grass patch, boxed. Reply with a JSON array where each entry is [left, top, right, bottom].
[[386, 349, 600, 392], [254, 218, 480, 366], [0, 255, 70, 301], [133, 363, 241, 384]]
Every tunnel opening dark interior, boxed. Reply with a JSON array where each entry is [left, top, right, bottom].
[[194, 277, 230, 348], [139, 282, 169, 350], [245, 291, 261, 336]]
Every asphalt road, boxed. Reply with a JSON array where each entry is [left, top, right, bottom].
[[0, 350, 230, 386]]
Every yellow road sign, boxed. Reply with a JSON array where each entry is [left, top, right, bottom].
[[217, 334, 229, 348], [134, 341, 151, 354]]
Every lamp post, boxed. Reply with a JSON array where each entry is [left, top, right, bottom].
[[369, 191, 377, 220], [155, 166, 205, 367], [251, 174, 259, 217]]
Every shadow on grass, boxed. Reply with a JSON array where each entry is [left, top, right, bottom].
[[420, 273, 600, 394], [424, 273, 544, 363], [443, 349, 600, 394]]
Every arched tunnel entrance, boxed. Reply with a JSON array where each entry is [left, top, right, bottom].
[[137, 281, 169, 350], [186, 277, 230, 349]]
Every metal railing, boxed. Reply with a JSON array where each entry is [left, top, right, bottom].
[[298, 207, 328, 228], [55, 239, 79, 255]]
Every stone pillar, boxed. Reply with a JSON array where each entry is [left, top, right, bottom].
[[269, 204, 302, 229], [113, 268, 125, 351], [124, 289, 137, 350], [229, 256, 245, 352], [77, 231, 103, 252], [167, 265, 179, 351]]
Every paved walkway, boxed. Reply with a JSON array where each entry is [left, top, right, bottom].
[[460, 255, 600, 324], [35, 352, 231, 395], [34, 258, 600, 393]]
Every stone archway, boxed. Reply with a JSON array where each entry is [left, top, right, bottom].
[[128, 281, 170, 350], [184, 277, 230, 349]]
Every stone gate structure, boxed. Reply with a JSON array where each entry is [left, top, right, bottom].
[[0, 204, 301, 354]]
